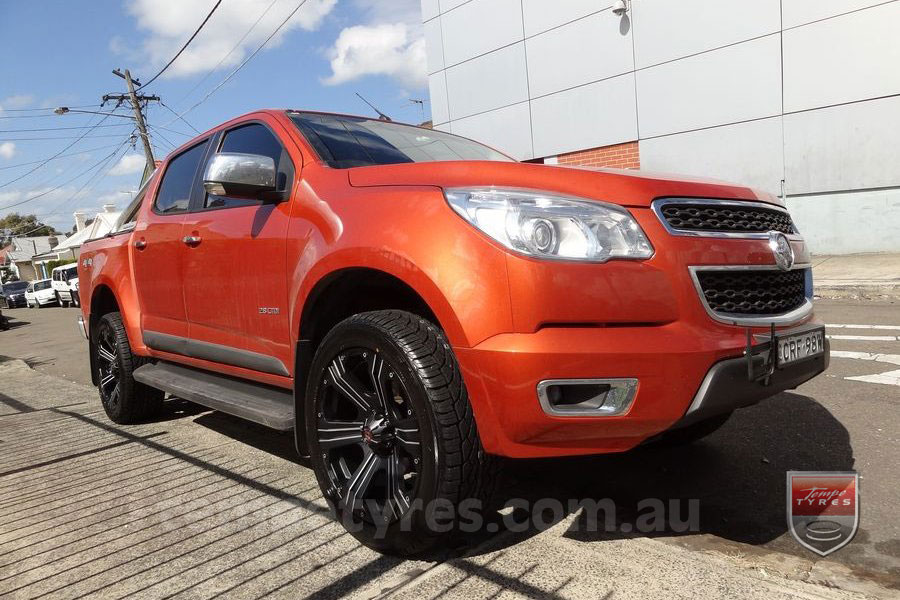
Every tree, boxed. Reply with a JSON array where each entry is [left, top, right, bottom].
[[0, 213, 57, 244]]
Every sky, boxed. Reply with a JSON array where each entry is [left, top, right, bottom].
[[0, 0, 429, 235]]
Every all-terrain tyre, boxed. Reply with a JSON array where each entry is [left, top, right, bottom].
[[94, 311, 163, 424], [305, 310, 498, 556]]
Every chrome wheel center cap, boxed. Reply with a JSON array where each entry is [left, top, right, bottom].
[[362, 414, 394, 453]]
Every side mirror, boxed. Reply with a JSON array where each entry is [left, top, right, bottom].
[[203, 153, 283, 201]]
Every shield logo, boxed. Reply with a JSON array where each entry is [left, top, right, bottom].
[[787, 471, 859, 556], [768, 231, 795, 271]]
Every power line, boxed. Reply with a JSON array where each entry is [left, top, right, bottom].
[[0, 142, 126, 171], [0, 104, 97, 113], [175, 0, 279, 105], [163, 0, 311, 128], [0, 132, 136, 212], [0, 110, 115, 189], [137, 0, 223, 90], [0, 133, 138, 141], [0, 123, 135, 133], [159, 101, 201, 134], [0, 113, 100, 120], [146, 125, 178, 150], [9, 140, 132, 236]]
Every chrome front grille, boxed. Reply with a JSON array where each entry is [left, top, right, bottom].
[[694, 269, 807, 316], [655, 199, 796, 236]]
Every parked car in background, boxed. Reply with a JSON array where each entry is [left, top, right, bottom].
[[0, 281, 30, 308], [51, 263, 79, 307], [25, 279, 57, 308], [77, 109, 828, 555]]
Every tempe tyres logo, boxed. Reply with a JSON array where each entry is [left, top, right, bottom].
[[787, 471, 859, 556]]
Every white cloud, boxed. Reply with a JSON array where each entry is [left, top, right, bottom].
[[108, 154, 147, 176], [0, 94, 35, 112], [324, 23, 426, 88], [323, 0, 426, 88], [0, 142, 16, 160], [121, 0, 337, 79]]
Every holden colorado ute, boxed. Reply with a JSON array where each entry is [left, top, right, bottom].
[[77, 110, 829, 554]]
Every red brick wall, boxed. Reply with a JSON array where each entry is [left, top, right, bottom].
[[555, 141, 640, 169]]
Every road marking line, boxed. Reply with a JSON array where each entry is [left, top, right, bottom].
[[831, 351, 900, 366], [826, 334, 899, 341], [830, 350, 900, 388], [825, 323, 900, 330]]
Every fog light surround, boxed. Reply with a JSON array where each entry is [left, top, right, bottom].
[[537, 378, 638, 417]]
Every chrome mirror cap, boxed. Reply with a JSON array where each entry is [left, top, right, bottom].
[[203, 152, 276, 197]]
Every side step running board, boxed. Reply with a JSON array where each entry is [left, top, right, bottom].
[[133, 361, 294, 430]]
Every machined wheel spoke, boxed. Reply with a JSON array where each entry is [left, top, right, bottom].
[[317, 419, 365, 450], [341, 449, 384, 511], [328, 356, 377, 414], [99, 372, 116, 391], [386, 452, 411, 519], [96, 345, 116, 365], [393, 417, 421, 455], [366, 352, 391, 413]]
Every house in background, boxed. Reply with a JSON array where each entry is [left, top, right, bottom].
[[45, 204, 122, 262], [2, 235, 69, 281]]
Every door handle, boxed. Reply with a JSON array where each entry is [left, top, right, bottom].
[[134, 239, 147, 250], [182, 235, 202, 247]]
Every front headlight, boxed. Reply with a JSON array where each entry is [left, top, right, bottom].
[[445, 187, 653, 262]]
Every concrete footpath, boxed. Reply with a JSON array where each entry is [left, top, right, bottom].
[[813, 254, 900, 298], [0, 357, 895, 599]]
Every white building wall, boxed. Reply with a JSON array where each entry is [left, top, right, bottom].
[[422, 0, 900, 254]]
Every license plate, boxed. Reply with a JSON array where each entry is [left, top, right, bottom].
[[776, 328, 825, 367]]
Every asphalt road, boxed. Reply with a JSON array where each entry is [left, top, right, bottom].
[[0, 300, 897, 597]]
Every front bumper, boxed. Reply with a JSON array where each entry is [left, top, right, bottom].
[[454, 322, 828, 458], [4, 296, 26, 308]]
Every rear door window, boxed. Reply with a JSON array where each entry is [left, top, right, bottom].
[[154, 140, 210, 214], [203, 123, 294, 210]]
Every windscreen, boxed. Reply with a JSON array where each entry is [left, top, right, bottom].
[[4, 282, 28, 292], [288, 112, 513, 168], [34, 281, 51, 291], [65, 266, 78, 280]]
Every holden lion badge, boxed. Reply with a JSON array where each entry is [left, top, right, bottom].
[[787, 471, 859, 556], [768, 231, 795, 271]]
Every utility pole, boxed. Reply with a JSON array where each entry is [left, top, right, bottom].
[[107, 68, 160, 183]]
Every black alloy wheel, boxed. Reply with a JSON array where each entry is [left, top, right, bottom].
[[96, 317, 123, 412], [94, 312, 163, 424], [306, 311, 497, 556], [315, 347, 424, 525]]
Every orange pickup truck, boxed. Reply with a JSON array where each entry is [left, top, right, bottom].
[[77, 109, 828, 554]]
